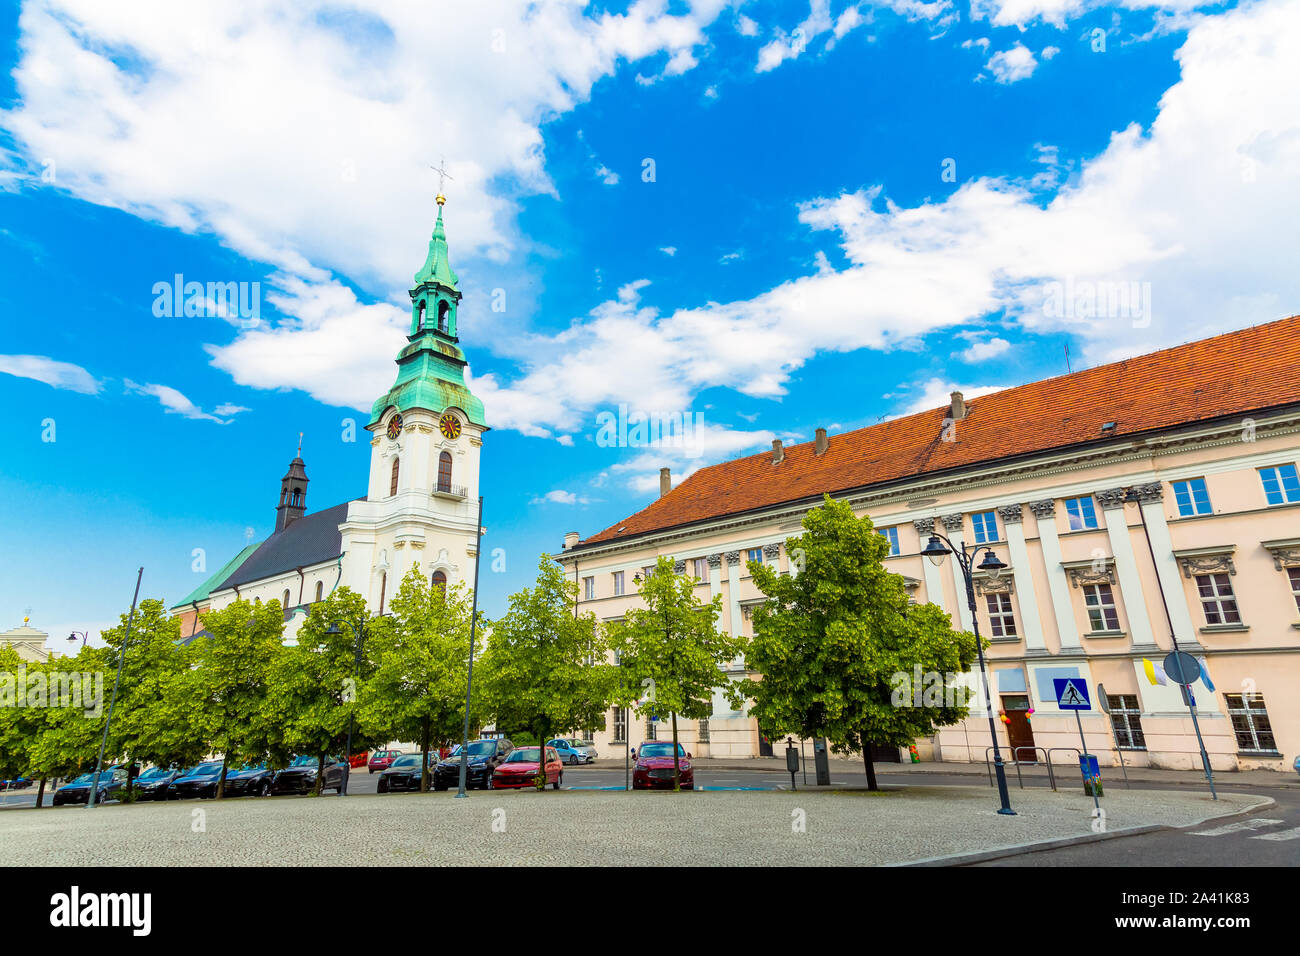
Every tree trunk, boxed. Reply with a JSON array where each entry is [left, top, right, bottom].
[[127, 763, 137, 799], [217, 753, 229, 799], [35, 777, 46, 808], [314, 754, 325, 796], [861, 736, 878, 792], [420, 719, 430, 793], [536, 726, 549, 791], [671, 712, 681, 791]]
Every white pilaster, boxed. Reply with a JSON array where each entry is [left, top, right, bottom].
[[726, 551, 743, 636], [999, 505, 1047, 653], [1030, 499, 1080, 650], [708, 554, 725, 633], [914, 519, 947, 613], [1134, 483, 1197, 646], [1097, 489, 1157, 647], [941, 515, 975, 631]]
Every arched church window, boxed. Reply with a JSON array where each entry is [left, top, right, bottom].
[[379, 572, 387, 616], [417, 300, 426, 328], [437, 451, 453, 493], [390, 457, 400, 497], [282, 589, 292, 621], [438, 300, 450, 332], [314, 581, 323, 602], [432, 570, 447, 595]]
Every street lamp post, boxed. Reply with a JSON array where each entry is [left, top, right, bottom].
[[920, 532, 1016, 816], [456, 496, 486, 798], [88, 568, 144, 810], [327, 619, 366, 797], [67, 631, 90, 648]]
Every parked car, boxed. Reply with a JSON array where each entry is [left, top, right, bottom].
[[170, 761, 226, 799], [348, 753, 368, 769], [52, 768, 129, 806], [546, 738, 597, 765], [222, 764, 275, 797], [631, 742, 694, 790], [0, 777, 33, 791], [492, 746, 564, 790], [432, 738, 514, 791], [368, 750, 404, 774], [271, 755, 347, 795], [133, 766, 184, 801], [376, 754, 430, 793]]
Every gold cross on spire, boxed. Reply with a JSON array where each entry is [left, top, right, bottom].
[[297, 432, 303, 457], [430, 158, 453, 206]]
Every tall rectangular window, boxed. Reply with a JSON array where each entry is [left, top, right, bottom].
[[1106, 695, 1146, 750], [691, 558, 707, 581], [583, 576, 595, 601], [1196, 573, 1241, 625], [643, 566, 656, 582], [1259, 463, 1300, 505], [985, 592, 1017, 638], [879, 526, 900, 556], [1171, 478, 1212, 516], [645, 718, 657, 741], [1064, 497, 1099, 530], [1289, 567, 1300, 615], [971, 511, 999, 544], [612, 708, 627, 743], [612, 571, 625, 596], [1224, 694, 1276, 753], [1082, 583, 1121, 631], [746, 547, 763, 566]]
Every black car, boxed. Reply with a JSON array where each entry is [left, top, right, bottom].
[[433, 738, 514, 791], [376, 754, 432, 793], [133, 766, 184, 801], [271, 755, 347, 795], [52, 769, 128, 806], [221, 764, 275, 797], [169, 761, 226, 799]]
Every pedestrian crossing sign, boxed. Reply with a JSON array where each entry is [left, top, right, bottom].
[[1053, 678, 1091, 710]]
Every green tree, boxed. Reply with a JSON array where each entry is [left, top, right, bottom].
[[268, 586, 376, 795], [192, 598, 286, 797], [480, 555, 616, 789], [0, 645, 48, 801], [23, 648, 112, 806], [609, 556, 748, 790], [747, 496, 979, 790], [360, 567, 481, 792]]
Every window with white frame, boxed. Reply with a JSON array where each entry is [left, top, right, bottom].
[[583, 576, 595, 601], [746, 547, 763, 566], [612, 571, 625, 596], [1064, 496, 1100, 530], [985, 592, 1017, 637], [645, 717, 657, 741], [691, 558, 707, 581], [612, 707, 628, 743], [971, 510, 999, 544], [879, 526, 900, 556], [642, 566, 656, 582], [1195, 573, 1241, 625], [696, 718, 710, 742], [1172, 478, 1212, 516], [1082, 583, 1121, 632], [1259, 463, 1300, 505], [1289, 567, 1300, 615], [1106, 695, 1146, 750], [1224, 693, 1277, 753]]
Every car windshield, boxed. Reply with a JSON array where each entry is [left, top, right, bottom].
[[290, 756, 317, 767], [70, 774, 95, 784], [506, 748, 542, 763], [191, 764, 222, 776], [138, 768, 172, 780], [391, 756, 422, 768], [235, 765, 265, 773], [449, 741, 496, 757], [638, 743, 686, 758]]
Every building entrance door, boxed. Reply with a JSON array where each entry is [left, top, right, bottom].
[[1001, 694, 1035, 762], [757, 732, 773, 757]]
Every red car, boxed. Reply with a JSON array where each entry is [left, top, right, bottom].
[[632, 741, 694, 790], [367, 750, 403, 774], [491, 746, 564, 790]]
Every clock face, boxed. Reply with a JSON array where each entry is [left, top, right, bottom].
[[386, 414, 403, 440], [439, 413, 462, 440]]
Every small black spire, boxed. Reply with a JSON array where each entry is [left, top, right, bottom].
[[275, 439, 309, 532]]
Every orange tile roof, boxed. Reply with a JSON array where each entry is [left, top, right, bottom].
[[576, 315, 1300, 549]]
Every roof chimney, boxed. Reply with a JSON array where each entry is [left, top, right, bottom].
[[771, 439, 785, 464], [659, 467, 671, 497], [563, 531, 579, 550], [814, 428, 828, 456], [949, 391, 967, 421]]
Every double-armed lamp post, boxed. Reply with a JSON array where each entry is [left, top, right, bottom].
[[326, 619, 366, 796], [920, 531, 1017, 816]]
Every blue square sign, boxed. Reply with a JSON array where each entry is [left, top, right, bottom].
[[1053, 678, 1091, 710]]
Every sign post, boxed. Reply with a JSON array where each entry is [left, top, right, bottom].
[[1054, 678, 1101, 810], [1163, 651, 1217, 801]]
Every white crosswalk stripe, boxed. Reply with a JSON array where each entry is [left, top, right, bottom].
[[1190, 818, 1283, 837], [1250, 826, 1300, 841]]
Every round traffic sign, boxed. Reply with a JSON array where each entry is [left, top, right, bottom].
[[1163, 651, 1201, 686]]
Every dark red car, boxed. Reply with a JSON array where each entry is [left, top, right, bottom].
[[368, 750, 403, 773], [632, 741, 694, 790], [491, 746, 564, 790]]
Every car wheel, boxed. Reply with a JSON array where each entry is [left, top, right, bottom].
[[97, 790, 107, 804], [484, 775, 494, 791], [553, 773, 562, 790]]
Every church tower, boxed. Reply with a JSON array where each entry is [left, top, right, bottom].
[[275, 447, 308, 532], [338, 191, 488, 612]]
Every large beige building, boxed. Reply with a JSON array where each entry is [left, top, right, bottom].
[[558, 315, 1300, 773]]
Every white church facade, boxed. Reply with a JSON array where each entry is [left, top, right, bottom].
[[171, 196, 486, 641]]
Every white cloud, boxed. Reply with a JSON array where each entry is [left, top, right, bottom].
[[962, 36, 991, 50], [659, 246, 678, 256], [595, 164, 621, 185], [530, 489, 589, 505], [1041, 45, 1060, 59], [904, 378, 1009, 414], [971, 0, 1209, 29], [0, 354, 100, 394], [736, 14, 760, 36], [958, 336, 1013, 362], [986, 43, 1038, 83], [125, 380, 237, 423]]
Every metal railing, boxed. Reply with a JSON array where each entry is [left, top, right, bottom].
[[432, 483, 469, 499], [985, 745, 1130, 792]]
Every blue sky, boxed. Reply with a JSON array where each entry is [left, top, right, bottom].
[[1, 0, 1297, 647]]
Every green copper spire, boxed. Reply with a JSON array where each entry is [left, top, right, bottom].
[[369, 197, 486, 431]]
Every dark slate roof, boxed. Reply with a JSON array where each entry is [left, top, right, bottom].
[[216, 500, 357, 591], [177, 628, 213, 647]]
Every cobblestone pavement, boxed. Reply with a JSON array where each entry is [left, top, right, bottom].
[[0, 786, 1266, 866]]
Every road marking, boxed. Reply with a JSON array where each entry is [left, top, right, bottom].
[[1189, 818, 1283, 837], [1250, 826, 1300, 841]]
